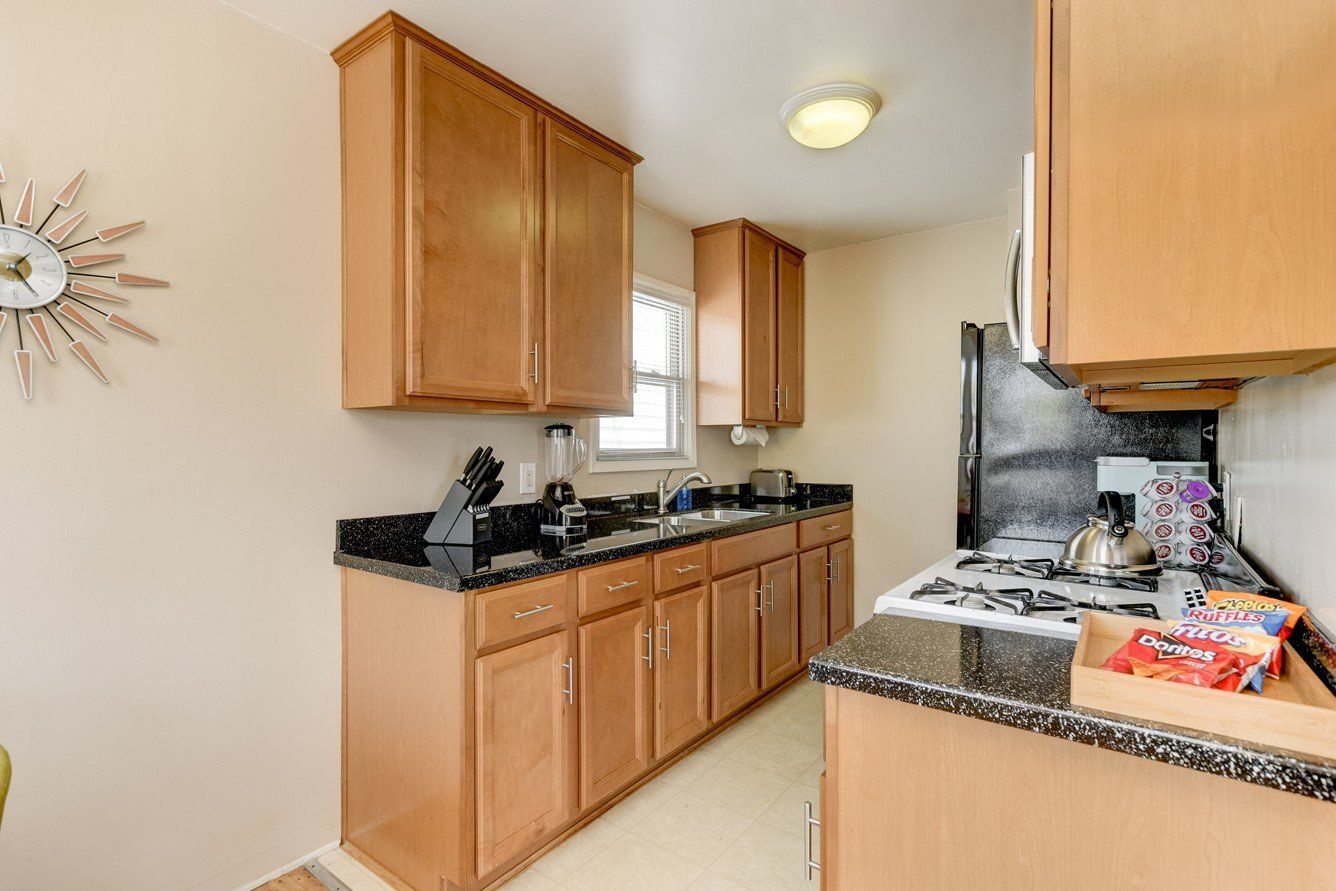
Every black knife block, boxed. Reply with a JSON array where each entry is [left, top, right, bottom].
[[423, 480, 493, 546]]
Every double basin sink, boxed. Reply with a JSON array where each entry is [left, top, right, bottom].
[[629, 508, 768, 532]]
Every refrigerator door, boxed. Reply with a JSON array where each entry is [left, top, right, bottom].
[[958, 322, 982, 548]]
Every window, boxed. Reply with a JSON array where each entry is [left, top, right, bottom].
[[590, 274, 696, 472]]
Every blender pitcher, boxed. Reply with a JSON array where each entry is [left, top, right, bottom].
[[539, 424, 588, 535]]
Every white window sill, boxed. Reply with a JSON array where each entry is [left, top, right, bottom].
[[587, 454, 698, 474]]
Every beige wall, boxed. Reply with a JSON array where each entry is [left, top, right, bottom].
[[0, 2, 751, 888], [1219, 366, 1336, 613], [765, 217, 1011, 623]]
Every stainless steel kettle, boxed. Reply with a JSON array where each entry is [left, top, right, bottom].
[[1058, 491, 1161, 578]]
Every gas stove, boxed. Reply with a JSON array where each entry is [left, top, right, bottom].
[[876, 549, 1208, 639]]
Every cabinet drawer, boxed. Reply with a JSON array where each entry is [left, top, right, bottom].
[[711, 524, 797, 576], [653, 544, 709, 594], [475, 574, 570, 650], [578, 557, 651, 616], [799, 510, 852, 549]]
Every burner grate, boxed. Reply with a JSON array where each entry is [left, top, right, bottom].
[[957, 551, 1160, 593]]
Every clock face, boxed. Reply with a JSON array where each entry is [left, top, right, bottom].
[[0, 224, 67, 310]]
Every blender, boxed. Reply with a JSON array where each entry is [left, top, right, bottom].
[[539, 423, 588, 535]]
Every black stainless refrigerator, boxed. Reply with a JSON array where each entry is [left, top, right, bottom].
[[957, 322, 1216, 553]]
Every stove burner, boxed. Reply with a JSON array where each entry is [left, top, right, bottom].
[[908, 578, 1161, 620], [957, 551, 1159, 593], [1032, 589, 1160, 620]]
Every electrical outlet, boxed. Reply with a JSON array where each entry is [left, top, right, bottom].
[[519, 463, 537, 495]]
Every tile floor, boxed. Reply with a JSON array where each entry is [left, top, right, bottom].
[[310, 675, 824, 891]]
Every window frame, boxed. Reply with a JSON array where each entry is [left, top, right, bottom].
[[588, 273, 697, 473]]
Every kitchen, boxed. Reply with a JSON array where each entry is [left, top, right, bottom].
[[1, 1, 1333, 890]]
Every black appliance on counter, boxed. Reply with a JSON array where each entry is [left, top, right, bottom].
[[957, 322, 1217, 552], [539, 423, 589, 536]]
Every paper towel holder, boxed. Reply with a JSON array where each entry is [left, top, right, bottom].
[[730, 425, 770, 447]]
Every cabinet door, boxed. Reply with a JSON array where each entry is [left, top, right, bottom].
[[711, 569, 761, 721], [760, 556, 800, 689], [578, 606, 651, 810], [828, 539, 854, 643], [1049, 0, 1336, 371], [475, 631, 572, 876], [776, 248, 804, 424], [653, 586, 710, 760], [544, 118, 634, 413], [406, 43, 538, 404], [798, 547, 828, 664], [741, 229, 777, 423]]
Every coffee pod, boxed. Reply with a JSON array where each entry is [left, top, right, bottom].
[[1180, 543, 1212, 566], [1143, 498, 1178, 520], [1149, 520, 1177, 541], [1185, 500, 1215, 522], [1153, 542, 1175, 562], [1184, 522, 1214, 544], [1141, 478, 1179, 499], [1179, 479, 1217, 503]]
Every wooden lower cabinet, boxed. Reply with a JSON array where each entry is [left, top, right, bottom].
[[711, 569, 761, 721], [798, 547, 828, 663], [760, 556, 800, 690], [653, 586, 710, 759], [828, 539, 854, 643], [577, 606, 651, 810], [475, 631, 574, 877]]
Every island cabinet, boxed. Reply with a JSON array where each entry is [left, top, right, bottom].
[[341, 514, 852, 891], [333, 12, 639, 414], [693, 219, 806, 427], [1034, 0, 1336, 393]]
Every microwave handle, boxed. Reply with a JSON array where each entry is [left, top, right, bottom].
[[1003, 227, 1022, 349]]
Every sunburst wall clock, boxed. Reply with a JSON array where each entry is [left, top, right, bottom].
[[0, 162, 168, 400]]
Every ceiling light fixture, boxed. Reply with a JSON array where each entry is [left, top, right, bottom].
[[779, 83, 883, 149]]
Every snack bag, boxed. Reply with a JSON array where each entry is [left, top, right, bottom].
[[1205, 591, 1306, 676], [1182, 606, 1286, 682], [1167, 621, 1277, 693], [1100, 626, 1239, 688]]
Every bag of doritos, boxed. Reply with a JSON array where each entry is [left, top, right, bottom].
[[1166, 621, 1277, 693], [1100, 626, 1239, 688], [1204, 591, 1305, 677]]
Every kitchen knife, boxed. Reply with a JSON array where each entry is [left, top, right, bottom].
[[480, 458, 504, 486], [466, 447, 494, 488], [460, 446, 484, 482], [467, 479, 504, 510]]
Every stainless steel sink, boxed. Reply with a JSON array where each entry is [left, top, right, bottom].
[[675, 509, 768, 522], [630, 515, 707, 528]]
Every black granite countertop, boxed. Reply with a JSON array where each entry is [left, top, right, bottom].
[[335, 483, 851, 591], [811, 613, 1336, 802]]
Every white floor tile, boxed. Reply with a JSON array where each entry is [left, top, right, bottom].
[[686, 871, 749, 890], [658, 746, 724, 789], [757, 780, 820, 838], [600, 776, 681, 830], [684, 757, 792, 819], [628, 790, 755, 867], [726, 730, 822, 780], [700, 719, 761, 755], [500, 867, 557, 889], [530, 817, 623, 881], [708, 822, 818, 891], [765, 705, 824, 748], [558, 833, 704, 891], [794, 758, 823, 790]]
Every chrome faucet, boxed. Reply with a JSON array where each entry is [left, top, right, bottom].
[[657, 469, 713, 514]]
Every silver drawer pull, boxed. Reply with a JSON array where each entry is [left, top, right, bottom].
[[823, 524, 841, 532], [672, 563, 702, 574], [606, 579, 640, 592], [804, 800, 821, 879], [513, 603, 555, 620]]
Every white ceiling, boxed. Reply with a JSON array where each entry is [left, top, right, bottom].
[[227, 0, 1033, 252]]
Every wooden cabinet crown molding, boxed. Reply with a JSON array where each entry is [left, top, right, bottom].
[[333, 11, 641, 166], [690, 218, 806, 260]]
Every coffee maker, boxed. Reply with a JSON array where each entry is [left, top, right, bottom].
[[539, 423, 588, 536]]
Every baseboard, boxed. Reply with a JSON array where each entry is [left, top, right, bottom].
[[239, 839, 340, 891]]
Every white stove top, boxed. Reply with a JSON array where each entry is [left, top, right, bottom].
[[875, 548, 1209, 640]]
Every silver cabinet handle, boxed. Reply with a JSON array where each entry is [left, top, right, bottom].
[[755, 587, 764, 615], [804, 800, 821, 879], [659, 619, 671, 660], [766, 579, 776, 612], [631, 360, 638, 394], [774, 384, 782, 411], [531, 341, 540, 383], [673, 563, 702, 574], [513, 603, 555, 620], [825, 560, 835, 585], [606, 579, 640, 592], [561, 657, 574, 704], [643, 627, 654, 669], [783, 386, 790, 409], [823, 523, 840, 532]]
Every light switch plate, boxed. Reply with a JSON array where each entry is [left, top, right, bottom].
[[519, 463, 536, 495]]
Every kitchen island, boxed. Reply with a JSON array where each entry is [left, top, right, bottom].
[[811, 614, 1336, 888]]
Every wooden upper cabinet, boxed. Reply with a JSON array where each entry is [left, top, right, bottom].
[[474, 631, 573, 877], [543, 119, 634, 414], [694, 219, 806, 427], [334, 13, 640, 412], [776, 248, 804, 424], [577, 606, 651, 810], [1037, 0, 1336, 386]]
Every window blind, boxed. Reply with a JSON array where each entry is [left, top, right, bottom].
[[596, 290, 691, 461]]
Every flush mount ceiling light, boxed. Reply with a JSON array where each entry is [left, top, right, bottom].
[[779, 83, 883, 149]]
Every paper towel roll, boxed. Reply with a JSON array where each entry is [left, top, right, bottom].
[[730, 425, 769, 447]]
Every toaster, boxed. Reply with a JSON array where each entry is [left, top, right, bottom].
[[750, 468, 796, 500]]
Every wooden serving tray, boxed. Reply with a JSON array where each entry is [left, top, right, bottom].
[[1071, 612, 1336, 760]]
